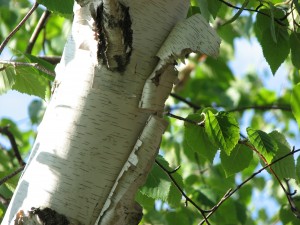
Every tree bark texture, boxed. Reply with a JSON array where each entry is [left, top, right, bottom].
[[2, 0, 220, 224]]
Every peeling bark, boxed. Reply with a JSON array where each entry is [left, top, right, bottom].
[[2, 1, 220, 225]]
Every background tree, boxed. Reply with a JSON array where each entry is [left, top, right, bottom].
[[1, 0, 300, 225]]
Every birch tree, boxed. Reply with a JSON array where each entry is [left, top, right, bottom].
[[1, 0, 220, 224]]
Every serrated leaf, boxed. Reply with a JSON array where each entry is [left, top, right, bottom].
[[290, 32, 300, 69], [291, 83, 300, 128], [269, 131, 295, 179], [24, 54, 55, 81], [221, 144, 253, 177], [254, 8, 290, 75], [205, 111, 240, 155], [37, 0, 73, 16], [139, 156, 182, 206], [246, 128, 278, 163], [184, 113, 218, 163], [12, 66, 49, 99], [0, 66, 15, 94]]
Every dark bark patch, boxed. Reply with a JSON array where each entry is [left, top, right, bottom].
[[30, 207, 69, 225], [91, 3, 133, 73]]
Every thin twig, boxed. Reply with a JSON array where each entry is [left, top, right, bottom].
[[0, 2, 39, 55], [165, 112, 202, 126], [198, 147, 300, 225], [155, 160, 211, 224], [0, 60, 55, 77], [218, 0, 288, 26], [0, 165, 25, 186], [38, 56, 61, 65], [0, 126, 25, 166], [244, 143, 298, 215], [26, 10, 51, 54], [170, 93, 201, 110]]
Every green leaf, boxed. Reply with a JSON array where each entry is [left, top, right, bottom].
[[187, 6, 201, 17], [246, 128, 278, 163], [215, 199, 238, 224], [260, 27, 290, 74], [280, 203, 300, 225], [291, 83, 300, 128], [184, 113, 218, 163], [12, 65, 49, 99], [221, 144, 253, 177], [24, 54, 55, 82], [290, 32, 300, 69], [37, 0, 73, 16], [254, 8, 290, 74], [0, 66, 15, 94], [207, 0, 221, 19], [205, 111, 240, 155], [135, 191, 155, 210], [139, 155, 182, 206], [166, 212, 190, 225], [254, 88, 276, 104], [28, 99, 45, 125], [269, 131, 295, 179], [197, 0, 210, 21]]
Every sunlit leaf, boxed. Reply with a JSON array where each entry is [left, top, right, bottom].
[[246, 128, 278, 163], [0, 66, 15, 94], [221, 144, 253, 177], [139, 155, 182, 206], [12, 65, 49, 99], [254, 8, 290, 75], [205, 111, 240, 155]]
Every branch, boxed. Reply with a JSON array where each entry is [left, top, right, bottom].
[[26, 10, 51, 54], [170, 93, 201, 110], [38, 56, 61, 65], [0, 60, 55, 77], [155, 160, 211, 224], [218, 0, 288, 26], [164, 112, 202, 126], [221, 0, 249, 26], [0, 2, 39, 55], [0, 126, 25, 166], [0, 165, 25, 186], [198, 147, 300, 225]]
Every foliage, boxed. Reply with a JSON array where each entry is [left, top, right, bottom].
[[1, 0, 300, 225]]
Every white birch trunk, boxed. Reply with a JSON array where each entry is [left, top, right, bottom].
[[2, 0, 220, 224]]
